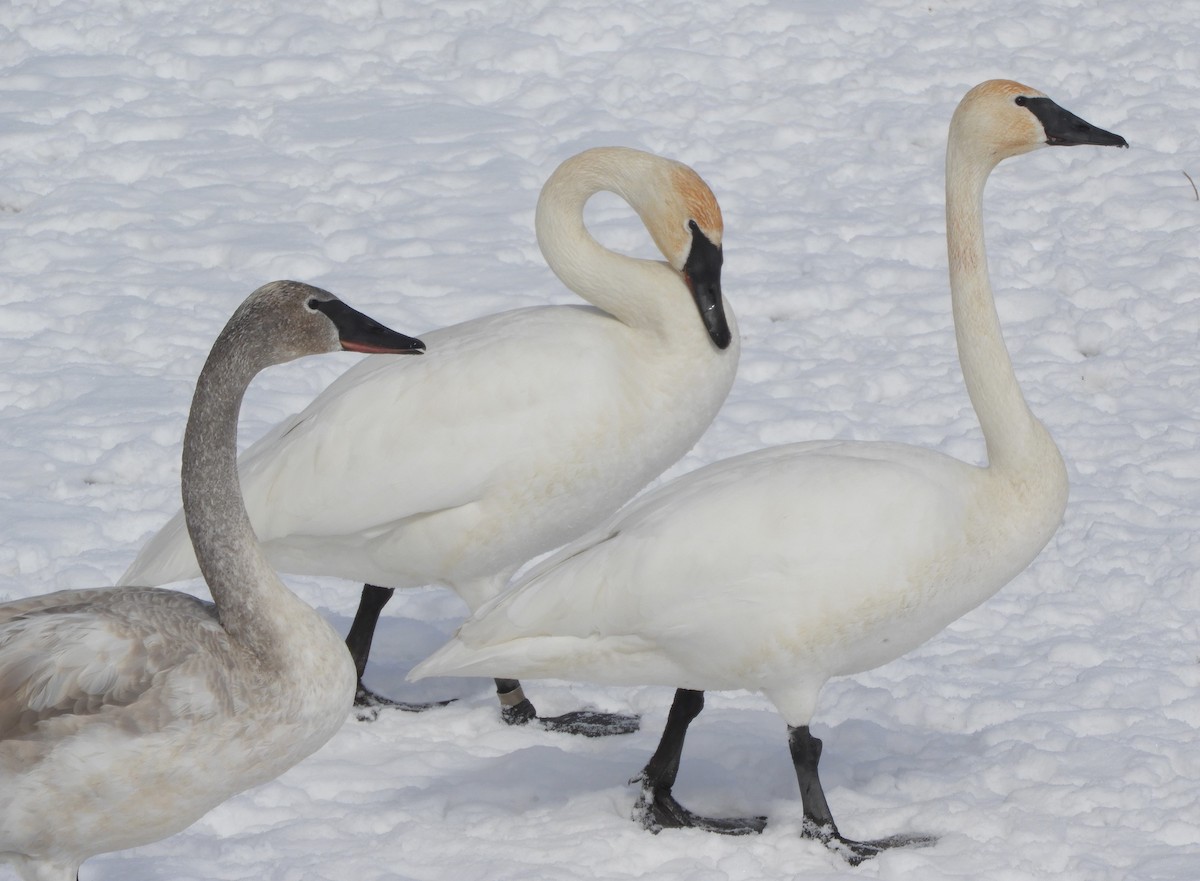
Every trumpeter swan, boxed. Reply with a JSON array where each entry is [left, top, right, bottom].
[[120, 146, 738, 735], [411, 81, 1128, 863], [1, 282, 424, 881]]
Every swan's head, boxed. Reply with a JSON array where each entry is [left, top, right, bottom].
[[231, 281, 426, 367], [642, 160, 731, 350], [540, 146, 732, 350], [950, 80, 1128, 165]]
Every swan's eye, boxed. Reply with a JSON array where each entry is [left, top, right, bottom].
[[306, 298, 320, 311], [1014, 95, 1029, 107], [688, 219, 701, 233]]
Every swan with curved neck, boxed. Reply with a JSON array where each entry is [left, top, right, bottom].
[[120, 147, 738, 734], [411, 81, 1128, 862], [1, 281, 424, 881]]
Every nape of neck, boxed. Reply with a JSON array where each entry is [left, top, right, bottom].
[[943, 142, 1049, 474], [181, 336, 295, 659]]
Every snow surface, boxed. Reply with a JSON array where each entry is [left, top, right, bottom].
[[1, 0, 1198, 878]]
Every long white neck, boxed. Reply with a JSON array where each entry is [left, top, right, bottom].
[[945, 140, 1052, 474], [181, 332, 305, 667], [534, 151, 695, 342]]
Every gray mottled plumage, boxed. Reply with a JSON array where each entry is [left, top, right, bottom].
[[1, 281, 421, 881]]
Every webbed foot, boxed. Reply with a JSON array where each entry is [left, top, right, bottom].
[[353, 684, 455, 722], [802, 820, 937, 865], [497, 681, 638, 736], [539, 708, 640, 737], [631, 777, 767, 836]]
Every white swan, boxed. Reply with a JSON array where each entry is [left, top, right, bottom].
[[411, 81, 1128, 862], [1, 281, 424, 881], [120, 146, 738, 733]]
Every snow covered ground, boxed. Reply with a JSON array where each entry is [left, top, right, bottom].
[[2, 0, 1198, 878]]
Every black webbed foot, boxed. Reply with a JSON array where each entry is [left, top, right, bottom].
[[631, 776, 767, 836], [789, 724, 936, 864], [497, 680, 638, 736], [802, 819, 937, 865], [353, 683, 456, 722], [538, 708, 640, 737]]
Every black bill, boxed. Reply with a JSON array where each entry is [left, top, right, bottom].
[[1022, 96, 1129, 148], [311, 297, 426, 355], [683, 220, 732, 350]]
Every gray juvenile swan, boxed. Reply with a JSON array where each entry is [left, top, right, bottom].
[[411, 81, 1128, 863], [119, 147, 737, 735], [0, 281, 424, 881]]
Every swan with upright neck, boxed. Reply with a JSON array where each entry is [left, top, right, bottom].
[[411, 81, 1128, 862], [1, 281, 424, 881], [120, 147, 738, 733]]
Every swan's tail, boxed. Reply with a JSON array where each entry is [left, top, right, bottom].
[[409, 636, 541, 681], [410, 632, 663, 686]]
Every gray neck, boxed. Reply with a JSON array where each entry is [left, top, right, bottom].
[[181, 329, 296, 662]]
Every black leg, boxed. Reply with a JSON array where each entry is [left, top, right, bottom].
[[788, 725, 936, 865], [631, 689, 766, 835], [496, 678, 639, 737], [496, 678, 537, 724], [345, 584, 393, 683], [347, 586, 635, 735], [347, 584, 453, 720], [641, 688, 703, 793]]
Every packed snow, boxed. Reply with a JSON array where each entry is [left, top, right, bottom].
[[1, 0, 1197, 879]]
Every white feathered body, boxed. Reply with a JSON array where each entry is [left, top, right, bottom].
[[413, 435, 1067, 724], [123, 300, 739, 610]]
